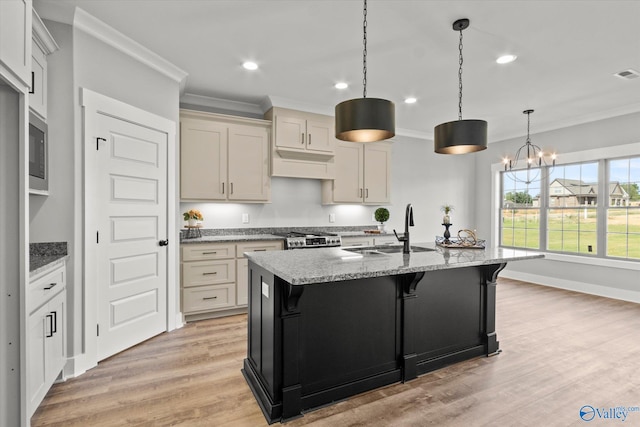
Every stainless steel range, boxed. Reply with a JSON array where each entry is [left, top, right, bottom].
[[275, 230, 342, 250]]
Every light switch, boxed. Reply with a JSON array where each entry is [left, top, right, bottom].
[[242, 213, 249, 223]]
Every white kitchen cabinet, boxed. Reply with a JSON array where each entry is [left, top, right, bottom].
[[265, 107, 336, 179], [29, 9, 59, 120], [27, 261, 66, 418], [180, 109, 271, 202], [181, 240, 283, 320], [341, 236, 374, 247], [0, 0, 32, 87], [322, 141, 392, 204]]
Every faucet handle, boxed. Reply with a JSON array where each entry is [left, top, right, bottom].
[[393, 229, 406, 242]]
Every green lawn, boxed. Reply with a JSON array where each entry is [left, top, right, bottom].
[[501, 208, 640, 259]]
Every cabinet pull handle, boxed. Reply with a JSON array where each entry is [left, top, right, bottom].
[[203, 296, 218, 300], [359, 188, 363, 198], [301, 133, 305, 144], [230, 182, 233, 194], [44, 282, 57, 290], [222, 182, 225, 194], [253, 249, 267, 252], [308, 133, 311, 145], [51, 311, 57, 334], [202, 251, 217, 255], [29, 72, 35, 94], [46, 314, 54, 337], [366, 188, 369, 198], [202, 272, 218, 275]]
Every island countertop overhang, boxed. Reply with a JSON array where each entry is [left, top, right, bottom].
[[245, 242, 544, 285]]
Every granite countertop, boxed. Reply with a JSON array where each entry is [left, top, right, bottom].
[[245, 242, 544, 285], [30, 242, 68, 276], [179, 226, 387, 244]]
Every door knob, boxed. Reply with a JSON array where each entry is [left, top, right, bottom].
[[159, 239, 169, 247]]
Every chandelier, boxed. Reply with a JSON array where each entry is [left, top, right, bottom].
[[503, 109, 556, 184]]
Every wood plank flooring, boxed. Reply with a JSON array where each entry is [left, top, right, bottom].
[[32, 278, 640, 426]]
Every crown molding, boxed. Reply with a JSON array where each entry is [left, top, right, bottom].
[[73, 7, 188, 93], [180, 93, 265, 116], [33, 9, 59, 55]]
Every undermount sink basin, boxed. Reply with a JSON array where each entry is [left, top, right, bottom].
[[343, 245, 434, 255]]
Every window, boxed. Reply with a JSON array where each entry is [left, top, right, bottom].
[[607, 157, 640, 259], [499, 154, 640, 261]]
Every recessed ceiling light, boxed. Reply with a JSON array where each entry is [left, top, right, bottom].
[[404, 97, 417, 104], [335, 82, 348, 89], [242, 61, 258, 71], [496, 54, 517, 64]]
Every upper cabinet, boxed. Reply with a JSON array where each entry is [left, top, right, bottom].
[[30, 9, 59, 121], [322, 141, 392, 204], [180, 109, 271, 202], [265, 107, 336, 179], [0, 0, 32, 87]]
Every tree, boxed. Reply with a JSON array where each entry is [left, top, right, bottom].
[[621, 183, 639, 201], [505, 191, 533, 205]]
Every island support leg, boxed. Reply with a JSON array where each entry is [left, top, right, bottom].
[[400, 271, 425, 382], [281, 283, 304, 421], [483, 263, 506, 356]]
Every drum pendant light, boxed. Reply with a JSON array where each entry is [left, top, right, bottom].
[[434, 19, 487, 154], [335, 0, 395, 142]]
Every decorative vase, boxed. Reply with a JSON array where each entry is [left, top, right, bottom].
[[188, 218, 197, 227], [378, 222, 386, 232], [443, 214, 451, 225]]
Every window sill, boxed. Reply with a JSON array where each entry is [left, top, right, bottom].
[[533, 251, 640, 271]]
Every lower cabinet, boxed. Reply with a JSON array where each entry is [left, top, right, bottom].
[[27, 262, 66, 418], [341, 234, 397, 247], [181, 240, 283, 320]]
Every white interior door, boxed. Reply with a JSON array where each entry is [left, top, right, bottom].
[[95, 113, 168, 361]]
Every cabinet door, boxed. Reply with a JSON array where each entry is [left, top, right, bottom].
[[341, 236, 374, 247], [364, 143, 391, 204], [27, 304, 48, 417], [0, 0, 32, 86], [30, 40, 47, 119], [183, 284, 236, 314], [332, 141, 364, 203], [236, 258, 249, 306], [180, 118, 227, 200], [306, 119, 334, 154], [274, 115, 306, 150], [46, 291, 66, 385], [228, 125, 270, 201]]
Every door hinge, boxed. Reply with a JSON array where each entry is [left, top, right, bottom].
[[96, 137, 106, 150], [97, 324, 100, 336]]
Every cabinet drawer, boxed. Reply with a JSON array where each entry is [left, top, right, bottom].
[[182, 243, 235, 261], [183, 284, 236, 313], [236, 240, 283, 258], [182, 259, 235, 287], [29, 264, 65, 314], [341, 237, 374, 247]]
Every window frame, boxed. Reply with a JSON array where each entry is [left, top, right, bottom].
[[492, 142, 640, 270]]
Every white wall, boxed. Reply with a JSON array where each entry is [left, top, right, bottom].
[[181, 134, 480, 242], [474, 111, 640, 301]]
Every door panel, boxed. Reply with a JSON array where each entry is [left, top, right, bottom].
[[332, 142, 364, 203], [228, 125, 269, 201], [96, 114, 167, 361]]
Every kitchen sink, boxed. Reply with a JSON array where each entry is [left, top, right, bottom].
[[343, 245, 434, 255]]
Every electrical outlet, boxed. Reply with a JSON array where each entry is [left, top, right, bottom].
[[372, 213, 376, 222], [329, 213, 335, 223], [242, 213, 249, 224]]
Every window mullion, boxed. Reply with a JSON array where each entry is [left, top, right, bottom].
[[597, 159, 607, 257], [540, 166, 549, 251]]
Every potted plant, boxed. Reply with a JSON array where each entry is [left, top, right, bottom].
[[441, 204, 454, 225], [374, 207, 390, 232], [183, 209, 204, 227]]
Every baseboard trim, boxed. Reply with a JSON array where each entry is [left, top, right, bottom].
[[501, 270, 640, 304]]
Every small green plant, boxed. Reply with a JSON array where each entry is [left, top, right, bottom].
[[374, 207, 390, 223]]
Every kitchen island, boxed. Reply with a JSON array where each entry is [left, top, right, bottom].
[[242, 243, 543, 423]]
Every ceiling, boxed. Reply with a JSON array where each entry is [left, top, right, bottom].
[[34, 0, 640, 143]]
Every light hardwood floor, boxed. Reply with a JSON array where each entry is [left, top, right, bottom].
[[32, 278, 640, 426]]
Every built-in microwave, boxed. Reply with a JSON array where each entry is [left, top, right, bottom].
[[29, 112, 48, 192]]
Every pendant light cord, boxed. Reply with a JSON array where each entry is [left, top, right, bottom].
[[362, 0, 368, 98], [458, 27, 464, 120]]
